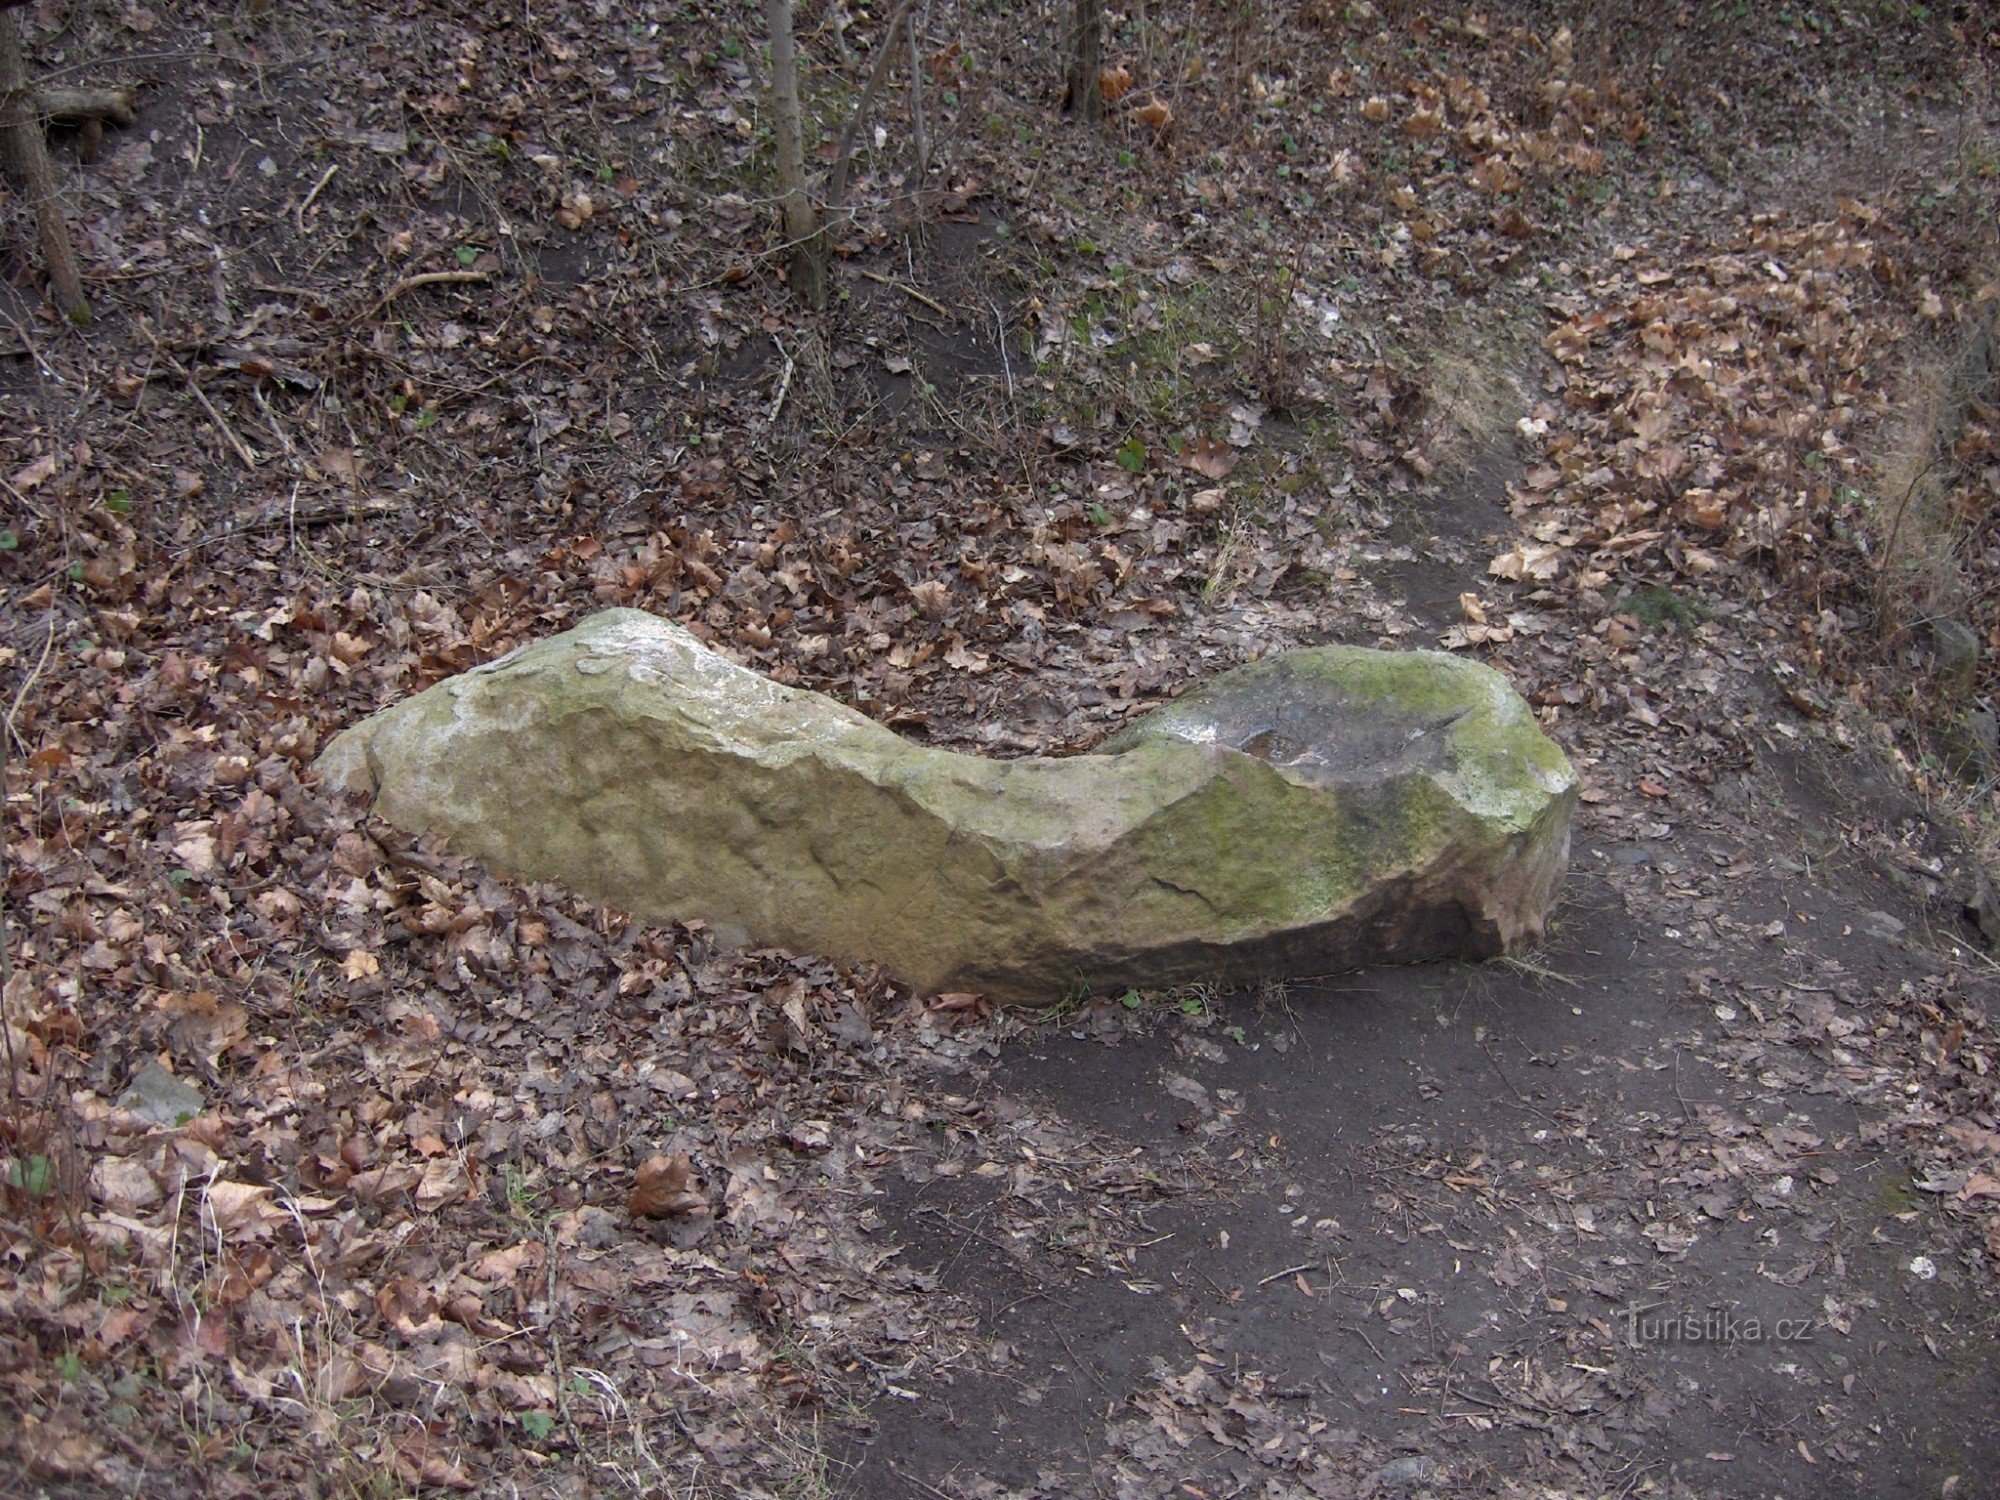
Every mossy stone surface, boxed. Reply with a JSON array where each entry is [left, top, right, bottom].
[[318, 609, 1577, 1002]]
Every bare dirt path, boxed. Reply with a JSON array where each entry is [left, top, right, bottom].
[[841, 731, 1998, 1499]]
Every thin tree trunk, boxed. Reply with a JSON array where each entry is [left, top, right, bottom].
[[766, 0, 825, 309], [0, 8, 87, 322], [826, 0, 918, 217], [1065, 0, 1103, 122], [906, 7, 927, 184]]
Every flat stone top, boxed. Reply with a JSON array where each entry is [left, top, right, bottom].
[[1103, 652, 1469, 787], [1098, 641, 1570, 813]]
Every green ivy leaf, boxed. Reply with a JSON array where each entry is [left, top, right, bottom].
[[1115, 437, 1147, 473], [6, 1155, 54, 1196]]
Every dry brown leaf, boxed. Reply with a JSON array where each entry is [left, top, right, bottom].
[[1402, 107, 1444, 138], [393, 1430, 477, 1492], [1098, 64, 1133, 103], [1470, 155, 1521, 195], [629, 1153, 704, 1218], [317, 448, 363, 486], [1180, 438, 1237, 480], [9, 453, 58, 491], [160, 989, 249, 1066], [205, 1180, 280, 1235], [1488, 544, 1565, 582], [1682, 489, 1728, 530]]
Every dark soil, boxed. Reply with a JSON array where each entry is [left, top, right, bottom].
[[845, 732, 2000, 1498]]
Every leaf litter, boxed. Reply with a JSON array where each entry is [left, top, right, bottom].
[[2, 0, 1998, 1494]]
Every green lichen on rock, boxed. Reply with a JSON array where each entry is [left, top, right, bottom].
[[318, 609, 1577, 1002]]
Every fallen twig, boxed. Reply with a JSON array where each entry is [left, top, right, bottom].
[[1257, 1261, 1317, 1287], [860, 269, 948, 316], [33, 84, 137, 128], [767, 335, 795, 424], [167, 356, 258, 470], [360, 269, 490, 322], [295, 161, 337, 233]]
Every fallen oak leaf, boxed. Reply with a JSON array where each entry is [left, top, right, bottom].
[[1179, 438, 1237, 480], [928, 991, 988, 1014], [392, 1429, 477, 1492], [1488, 544, 1565, 582], [9, 453, 58, 491], [628, 1153, 704, 1219]]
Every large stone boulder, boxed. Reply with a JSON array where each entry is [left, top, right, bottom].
[[317, 609, 1576, 1002]]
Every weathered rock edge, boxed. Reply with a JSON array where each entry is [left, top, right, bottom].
[[317, 609, 1577, 1002]]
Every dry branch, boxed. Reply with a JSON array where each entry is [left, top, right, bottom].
[[825, 0, 919, 217], [34, 84, 137, 128], [359, 269, 491, 322]]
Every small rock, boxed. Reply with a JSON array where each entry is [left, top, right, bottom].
[[1938, 705, 1997, 783], [1931, 618, 1980, 700], [1858, 910, 1906, 942], [1368, 1454, 1438, 1491], [119, 1061, 205, 1127], [1967, 870, 2000, 951]]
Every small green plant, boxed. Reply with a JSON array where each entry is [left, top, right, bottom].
[[520, 1410, 557, 1442], [1115, 436, 1147, 472], [6, 1154, 55, 1196], [1118, 989, 1143, 1009], [504, 1165, 542, 1219], [1615, 585, 1709, 631]]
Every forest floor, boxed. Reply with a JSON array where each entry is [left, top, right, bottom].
[[4, 1, 2000, 1496]]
